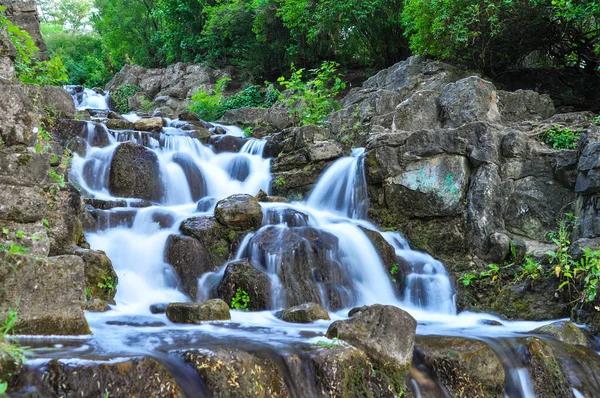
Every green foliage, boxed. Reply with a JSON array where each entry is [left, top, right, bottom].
[[315, 337, 341, 349], [274, 178, 286, 187], [189, 78, 279, 122], [0, 382, 6, 395], [277, 61, 345, 126], [35, 126, 52, 154], [97, 275, 115, 294], [390, 263, 399, 283], [1, 6, 68, 86], [594, 115, 600, 125], [459, 273, 478, 287], [537, 125, 580, 150], [111, 84, 140, 114], [402, 0, 600, 74], [230, 288, 250, 311], [518, 256, 544, 282], [243, 126, 254, 138]]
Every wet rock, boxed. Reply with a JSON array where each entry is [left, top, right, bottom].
[[521, 337, 573, 398], [415, 336, 505, 397], [359, 227, 398, 274], [531, 320, 589, 347], [84, 298, 111, 312], [264, 207, 308, 227], [0, 252, 90, 335], [182, 348, 289, 398], [106, 118, 134, 130], [326, 304, 417, 391], [166, 299, 231, 324], [41, 356, 183, 397], [69, 247, 118, 303], [275, 303, 330, 323], [216, 260, 271, 311], [150, 303, 168, 314], [178, 110, 200, 121], [209, 134, 247, 153], [164, 234, 215, 299], [172, 153, 207, 201], [109, 141, 163, 202], [440, 76, 501, 128], [478, 319, 503, 326], [215, 194, 262, 231], [0, 341, 24, 384], [133, 117, 164, 132], [189, 127, 212, 144], [250, 226, 352, 310]]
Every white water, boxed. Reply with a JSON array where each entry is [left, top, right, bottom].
[[66, 86, 110, 110]]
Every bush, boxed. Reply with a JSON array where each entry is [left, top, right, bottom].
[[277, 61, 345, 126], [537, 125, 580, 150], [111, 84, 140, 114]]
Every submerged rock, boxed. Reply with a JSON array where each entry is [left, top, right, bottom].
[[415, 336, 505, 397], [214, 194, 263, 231], [326, 304, 417, 392], [216, 260, 271, 311], [166, 299, 231, 324], [275, 303, 330, 323], [109, 141, 163, 202], [182, 348, 289, 398]]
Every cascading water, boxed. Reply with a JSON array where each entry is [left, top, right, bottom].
[[65, 86, 110, 110]]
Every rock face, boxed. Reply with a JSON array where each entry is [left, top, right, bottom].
[[214, 194, 263, 231], [219, 106, 294, 132], [109, 141, 163, 201], [274, 303, 330, 323], [216, 260, 271, 311], [0, 252, 90, 335], [326, 304, 417, 391], [166, 299, 231, 324], [415, 336, 505, 397], [0, 0, 48, 60], [38, 356, 183, 397], [182, 348, 289, 398]]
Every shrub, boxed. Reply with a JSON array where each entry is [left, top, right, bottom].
[[111, 84, 140, 114], [277, 61, 345, 126], [537, 125, 580, 150], [230, 288, 250, 311]]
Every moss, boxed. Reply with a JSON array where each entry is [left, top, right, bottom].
[[17, 154, 32, 166]]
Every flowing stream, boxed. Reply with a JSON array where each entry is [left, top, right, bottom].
[[13, 93, 600, 397]]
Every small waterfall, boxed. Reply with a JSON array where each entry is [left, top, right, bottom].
[[306, 148, 369, 219], [66, 86, 110, 110]]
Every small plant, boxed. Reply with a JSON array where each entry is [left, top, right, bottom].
[[34, 126, 52, 154], [274, 178, 286, 187], [277, 61, 346, 126], [97, 275, 116, 295], [243, 126, 254, 138], [536, 125, 580, 150], [189, 77, 230, 121], [593, 115, 600, 125], [111, 84, 140, 114], [139, 96, 154, 113], [518, 256, 544, 282], [103, 389, 110, 398], [458, 273, 478, 287], [315, 337, 341, 349], [390, 263, 399, 283], [230, 288, 250, 311], [85, 286, 92, 301]]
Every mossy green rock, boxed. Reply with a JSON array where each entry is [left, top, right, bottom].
[[521, 337, 572, 398], [166, 299, 231, 324], [531, 320, 589, 347], [275, 303, 330, 323], [69, 247, 118, 303], [214, 194, 263, 231], [415, 336, 505, 397], [182, 348, 289, 397], [217, 260, 271, 311]]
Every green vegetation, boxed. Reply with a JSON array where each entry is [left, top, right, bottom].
[[390, 264, 399, 283], [230, 288, 250, 311], [0, 307, 26, 390], [537, 125, 581, 150], [0, 228, 31, 256], [315, 337, 341, 349], [1, 6, 67, 86], [189, 78, 278, 122], [277, 61, 345, 126], [97, 275, 116, 295], [111, 84, 140, 114]]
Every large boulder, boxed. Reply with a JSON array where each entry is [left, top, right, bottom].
[[214, 194, 263, 231], [0, 252, 90, 335], [497, 89, 555, 123], [109, 141, 163, 202], [274, 303, 330, 323], [182, 348, 289, 398], [35, 356, 183, 397], [415, 336, 505, 397], [209, 135, 247, 153], [216, 260, 271, 311], [26, 85, 77, 120], [389, 90, 441, 132], [166, 299, 231, 324], [439, 76, 501, 128], [44, 185, 85, 255], [326, 304, 417, 392], [0, 147, 50, 187]]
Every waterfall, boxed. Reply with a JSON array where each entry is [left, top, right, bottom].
[[65, 86, 110, 110]]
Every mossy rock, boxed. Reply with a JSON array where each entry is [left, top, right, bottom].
[[275, 303, 330, 323], [520, 337, 572, 398], [166, 299, 231, 324], [531, 320, 589, 347], [216, 260, 271, 311]]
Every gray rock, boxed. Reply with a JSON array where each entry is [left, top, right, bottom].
[[391, 90, 441, 132], [275, 303, 330, 323], [164, 234, 214, 299], [440, 76, 501, 128], [166, 299, 231, 324], [133, 117, 164, 132], [109, 142, 163, 202], [214, 194, 262, 231], [497, 89, 555, 123], [216, 260, 271, 311], [308, 141, 343, 162], [219, 107, 294, 131], [0, 184, 47, 223], [0, 79, 40, 147]]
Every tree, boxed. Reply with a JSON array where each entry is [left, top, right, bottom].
[[38, 0, 94, 33]]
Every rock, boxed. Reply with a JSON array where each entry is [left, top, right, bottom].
[[0, 341, 24, 384], [308, 141, 343, 162], [40, 356, 183, 397], [216, 260, 271, 311], [415, 336, 505, 397], [440, 76, 500, 128], [166, 299, 231, 324], [531, 320, 589, 347], [27, 85, 77, 120], [172, 152, 207, 200], [521, 337, 573, 398], [84, 298, 111, 312], [44, 185, 84, 255], [497, 89, 555, 123], [106, 118, 134, 130], [488, 232, 511, 264], [0, 28, 16, 79], [358, 227, 398, 275], [264, 207, 308, 227], [150, 303, 168, 314], [0, 147, 50, 188], [109, 141, 163, 201], [178, 110, 200, 121], [275, 303, 330, 323], [182, 348, 289, 397], [0, 252, 90, 335], [133, 117, 164, 132], [0, 219, 50, 257], [209, 135, 247, 153], [164, 234, 215, 299], [576, 142, 600, 194], [2, 1, 48, 60], [189, 127, 212, 144], [0, 184, 47, 223], [214, 194, 262, 231], [0, 79, 39, 147], [219, 107, 294, 131], [326, 304, 417, 391], [391, 90, 441, 132], [69, 247, 118, 303], [249, 226, 352, 310]]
